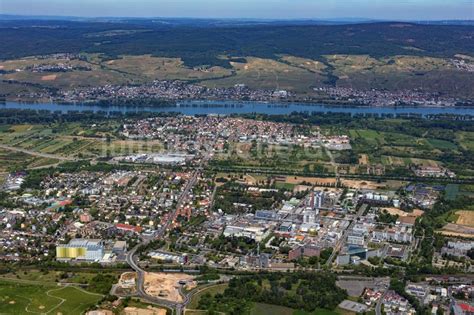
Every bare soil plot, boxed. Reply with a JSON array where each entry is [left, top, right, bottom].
[[455, 210, 474, 228], [124, 306, 167, 315], [116, 272, 137, 295], [358, 154, 369, 165], [382, 207, 424, 218], [439, 231, 474, 238], [285, 176, 337, 186], [41, 74, 57, 81], [340, 179, 381, 189], [440, 223, 474, 238], [144, 273, 195, 303]]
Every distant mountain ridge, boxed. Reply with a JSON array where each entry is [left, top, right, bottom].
[[0, 14, 472, 26]]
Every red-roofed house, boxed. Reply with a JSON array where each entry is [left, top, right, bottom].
[[116, 223, 142, 234]]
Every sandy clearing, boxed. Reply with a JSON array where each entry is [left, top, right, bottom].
[[455, 210, 474, 228], [118, 272, 137, 292], [285, 176, 336, 185], [412, 209, 425, 217], [124, 306, 167, 315], [242, 174, 258, 185], [341, 179, 380, 189], [382, 207, 424, 217], [121, 272, 137, 281], [438, 231, 474, 238], [144, 273, 195, 303], [285, 176, 389, 189], [358, 154, 369, 165], [41, 74, 57, 81]]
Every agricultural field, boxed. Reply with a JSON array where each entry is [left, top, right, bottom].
[[212, 120, 474, 177], [0, 148, 59, 172], [1, 50, 473, 100], [0, 54, 129, 91], [106, 55, 233, 82], [202, 57, 326, 92], [325, 54, 474, 99], [279, 56, 328, 74], [0, 54, 324, 97], [445, 184, 460, 201], [348, 126, 474, 177], [0, 122, 165, 163], [456, 131, 474, 152], [0, 280, 103, 315], [214, 142, 331, 173], [453, 210, 474, 228]]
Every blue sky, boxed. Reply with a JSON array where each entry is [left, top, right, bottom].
[[1, 0, 473, 20]]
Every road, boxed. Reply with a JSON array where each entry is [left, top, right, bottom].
[[326, 203, 368, 265], [125, 246, 182, 311], [375, 289, 388, 315], [126, 150, 213, 315], [0, 143, 77, 161]]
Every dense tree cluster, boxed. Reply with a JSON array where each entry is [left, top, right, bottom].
[[1, 20, 473, 67], [377, 210, 399, 224], [213, 181, 286, 214], [198, 272, 347, 314], [87, 273, 118, 295]]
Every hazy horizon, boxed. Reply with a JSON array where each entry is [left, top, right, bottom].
[[1, 0, 473, 21]]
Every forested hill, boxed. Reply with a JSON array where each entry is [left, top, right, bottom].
[[0, 20, 473, 67]]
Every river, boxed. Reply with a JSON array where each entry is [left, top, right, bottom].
[[1, 100, 474, 116]]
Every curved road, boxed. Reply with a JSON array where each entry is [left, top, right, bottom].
[[126, 151, 211, 315], [0, 144, 76, 161], [126, 245, 184, 312]]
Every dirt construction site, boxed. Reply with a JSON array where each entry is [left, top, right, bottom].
[[144, 273, 196, 303]]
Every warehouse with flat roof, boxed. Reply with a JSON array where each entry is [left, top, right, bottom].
[[56, 239, 104, 262]]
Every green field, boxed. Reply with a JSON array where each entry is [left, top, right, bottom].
[[346, 124, 474, 177], [0, 280, 103, 315], [0, 148, 59, 172], [445, 184, 460, 201], [251, 303, 294, 315], [1, 50, 473, 99], [0, 122, 165, 162], [214, 141, 331, 173], [250, 303, 348, 315], [0, 269, 100, 286], [188, 283, 229, 310]]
